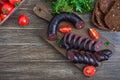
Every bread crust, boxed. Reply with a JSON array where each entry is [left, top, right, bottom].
[[104, 0, 120, 31], [92, 0, 109, 30], [99, 0, 115, 14]]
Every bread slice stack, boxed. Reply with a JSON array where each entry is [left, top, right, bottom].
[[92, 0, 120, 31]]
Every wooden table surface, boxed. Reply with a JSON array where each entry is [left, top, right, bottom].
[[0, 0, 120, 80]]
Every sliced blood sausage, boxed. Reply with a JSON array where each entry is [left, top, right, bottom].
[[59, 37, 66, 48], [90, 54, 99, 66], [84, 39, 91, 51], [84, 38, 90, 48], [64, 33, 71, 49], [74, 52, 82, 63], [67, 50, 74, 61], [79, 38, 86, 50], [78, 54, 84, 63], [67, 49, 112, 67], [73, 34, 80, 46], [79, 51, 85, 64], [98, 49, 113, 58], [94, 41, 102, 52], [84, 53, 90, 64], [100, 55, 108, 62], [69, 35, 76, 49], [73, 55, 79, 63], [68, 33, 74, 45], [89, 40, 95, 51], [85, 40, 92, 51], [85, 53, 91, 65], [74, 36, 81, 49], [64, 33, 70, 43], [60, 33, 102, 52], [91, 41, 102, 52], [94, 53, 101, 61]]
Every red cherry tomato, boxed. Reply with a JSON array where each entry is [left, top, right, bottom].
[[0, 0, 8, 5], [18, 14, 29, 26], [83, 66, 96, 77], [59, 25, 71, 33], [0, 4, 2, 13], [88, 28, 99, 40], [0, 16, 2, 22], [2, 3, 14, 14], [9, 0, 21, 6], [1, 0, 8, 2], [1, 13, 7, 19]]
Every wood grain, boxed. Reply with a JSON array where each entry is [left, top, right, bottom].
[[0, 0, 120, 80]]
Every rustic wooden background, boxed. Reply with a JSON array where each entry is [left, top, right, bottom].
[[0, 0, 120, 80]]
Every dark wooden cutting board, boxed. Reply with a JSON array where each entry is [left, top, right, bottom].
[[33, 2, 114, 70]]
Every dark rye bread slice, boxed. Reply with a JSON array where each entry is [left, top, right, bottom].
[[105, 0, 120, 31], [95, 0, 110, 29], [99, 0, 115, 14], [92, 0, 109, 30], [92, 11, 109, 30]]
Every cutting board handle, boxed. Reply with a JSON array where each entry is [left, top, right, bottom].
[[33, 1, 52, 22]]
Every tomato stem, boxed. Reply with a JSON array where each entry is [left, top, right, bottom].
[[2, 9, 6, 14], [88, 26, 92, 29], [15, 2, 20, 6]]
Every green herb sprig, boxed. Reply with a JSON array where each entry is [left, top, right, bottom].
[[51, 0, 94, 15]]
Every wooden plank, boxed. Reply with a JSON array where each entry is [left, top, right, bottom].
[[0, 46, 119, 80], [0, 0, 119, 80], [0, 61, 120, 80], [0, 27, 118, 47], [0, 45, 66, 61], [0, 62, 82, 80], [99, 32, 120, 46], [0, 29, 47, 44], [20, 0, 50, 10], [21, 0, 40, 5], [0, 10, 48, 28], [0, 45, 119, 62]]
